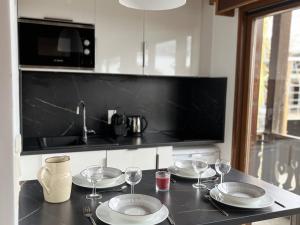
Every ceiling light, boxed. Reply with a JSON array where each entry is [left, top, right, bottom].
[[119, 0, 186, 11]]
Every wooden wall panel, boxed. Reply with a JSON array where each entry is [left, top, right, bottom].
[[216, 0, 260, 14]]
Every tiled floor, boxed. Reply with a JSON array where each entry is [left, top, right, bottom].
[[254, 217, 290, 225]]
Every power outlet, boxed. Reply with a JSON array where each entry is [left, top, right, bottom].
[[108, 110, 117, 125]]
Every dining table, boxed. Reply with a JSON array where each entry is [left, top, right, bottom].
[[19, 168, 300, 225]]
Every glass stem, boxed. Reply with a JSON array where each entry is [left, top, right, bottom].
[[92, 181, 96, 196], [132, 184, 135, 194], [199, 172, 202, 187], [92, 181, 95, 196], [221, 174, 224, 184]]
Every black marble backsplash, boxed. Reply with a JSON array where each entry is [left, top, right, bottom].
[[21, 71, 227, 141]]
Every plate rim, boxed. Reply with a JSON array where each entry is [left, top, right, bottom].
[[108, 194, 163, 217], [96, 201, 169, 225], [72, 173, 125, 189], [217, 182, 266, 200], [210, 187, 274, 209], [168, 166, 216, 179]]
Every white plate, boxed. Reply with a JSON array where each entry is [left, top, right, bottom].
[[81, 167, 123, 186], [174, 159, 211, 176], [108, 194, 162, 222], [174, 159, 193, 168], [217, 182, 266, 204], [168, 166, 216, 179], [96, 201, 169, 225], [73, 174, 125, 189], [210, 187, 274, 209]]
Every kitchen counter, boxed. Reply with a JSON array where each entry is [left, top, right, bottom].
[[19, 169, 300, 225], [22, 132, 220, 155]]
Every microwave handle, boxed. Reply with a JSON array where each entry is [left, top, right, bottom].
[[44, 17, 73, 23]]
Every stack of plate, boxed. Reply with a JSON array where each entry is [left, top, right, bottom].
[[168, 159, 216, 179], [96, 194, 169, 225], [210, 182, 274, 209], [73, 167, 125, 189]]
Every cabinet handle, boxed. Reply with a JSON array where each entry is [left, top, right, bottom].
[[142, 41, 146, 68], [44, 17, 73, 22]]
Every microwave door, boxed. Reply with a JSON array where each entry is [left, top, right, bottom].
[[57, 29, 83, 56], [42, 28, 84, 67]]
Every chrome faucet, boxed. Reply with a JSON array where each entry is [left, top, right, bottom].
[[76, 100, 96, 144]]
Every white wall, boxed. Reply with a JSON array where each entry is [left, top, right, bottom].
[[200, 1, 239, 161], [199, 1, 214, 75], [0, 0, 20, 224]]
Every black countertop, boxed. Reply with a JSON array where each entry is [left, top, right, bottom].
[[22, 132, 220, 155], [19, 169, 300, 225]]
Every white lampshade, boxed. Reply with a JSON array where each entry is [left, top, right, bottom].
[[119, 0, 186, 11]]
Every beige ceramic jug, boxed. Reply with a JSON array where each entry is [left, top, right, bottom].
[[37, 156, 72, 203]]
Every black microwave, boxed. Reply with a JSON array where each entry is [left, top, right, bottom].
[[18, 18, 95, 69]]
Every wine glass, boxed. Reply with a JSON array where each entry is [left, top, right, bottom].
[[215, 159, 231, 183], [125, 167, 142, 194], [81, 165, 103, 199], [192, 154, 208, 189]]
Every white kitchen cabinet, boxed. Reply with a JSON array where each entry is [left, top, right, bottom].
[[20, 155, 42, 181], [95, 0, 144, 74], [41, 151, 107, 175], [18, 0, 96, 24], [20, 146, 172, 180], [20, 150, 107, 180], [107, 148, 157, 171], [157, 146, 173, 169], [18, 0, 202, 76], [144, 0, 202, 76]]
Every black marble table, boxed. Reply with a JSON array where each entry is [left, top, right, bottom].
[[19, 169, 300, 225]]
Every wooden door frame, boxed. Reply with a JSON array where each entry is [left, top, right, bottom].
[[231, 0, 300, 172]]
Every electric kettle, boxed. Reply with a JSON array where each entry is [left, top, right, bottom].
[[111, 113, 128, 136], [127, 115, 148, 136]]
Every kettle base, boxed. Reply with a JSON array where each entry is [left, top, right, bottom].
[[131, 133, 143, 137]]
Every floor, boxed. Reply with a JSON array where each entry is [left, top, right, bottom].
[[253, 217, 290, 225]]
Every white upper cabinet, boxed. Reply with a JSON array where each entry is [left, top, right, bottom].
[[18, 0, 203, 76], [95, 0, 144, 74], [18, 0, 96, 24], [144, 0, 202, 76]]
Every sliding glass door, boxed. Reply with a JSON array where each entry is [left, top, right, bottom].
[[247, 7, 300, 225]]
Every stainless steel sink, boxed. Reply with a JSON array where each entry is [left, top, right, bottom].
[[38, 135, 117, 149], [39, 136, 85, 148]]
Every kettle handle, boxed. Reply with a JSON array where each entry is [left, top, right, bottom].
[[37, 166, 51, 194], [141, 116, 148, 132]]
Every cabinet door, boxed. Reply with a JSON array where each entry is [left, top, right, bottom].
[[107, 148, 156, 171], [95, 0, 144, 74], [18, 0, 95, 24], [20, 155, 42, 181], [157, 146, 173, 169], [144, 0, 202, 76], [41, 151, 107, 175]]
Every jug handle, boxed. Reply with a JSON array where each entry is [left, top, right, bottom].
[[37, 167, 51, 194]]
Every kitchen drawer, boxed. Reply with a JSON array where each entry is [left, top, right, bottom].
[[107, 148, 157, 171]]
